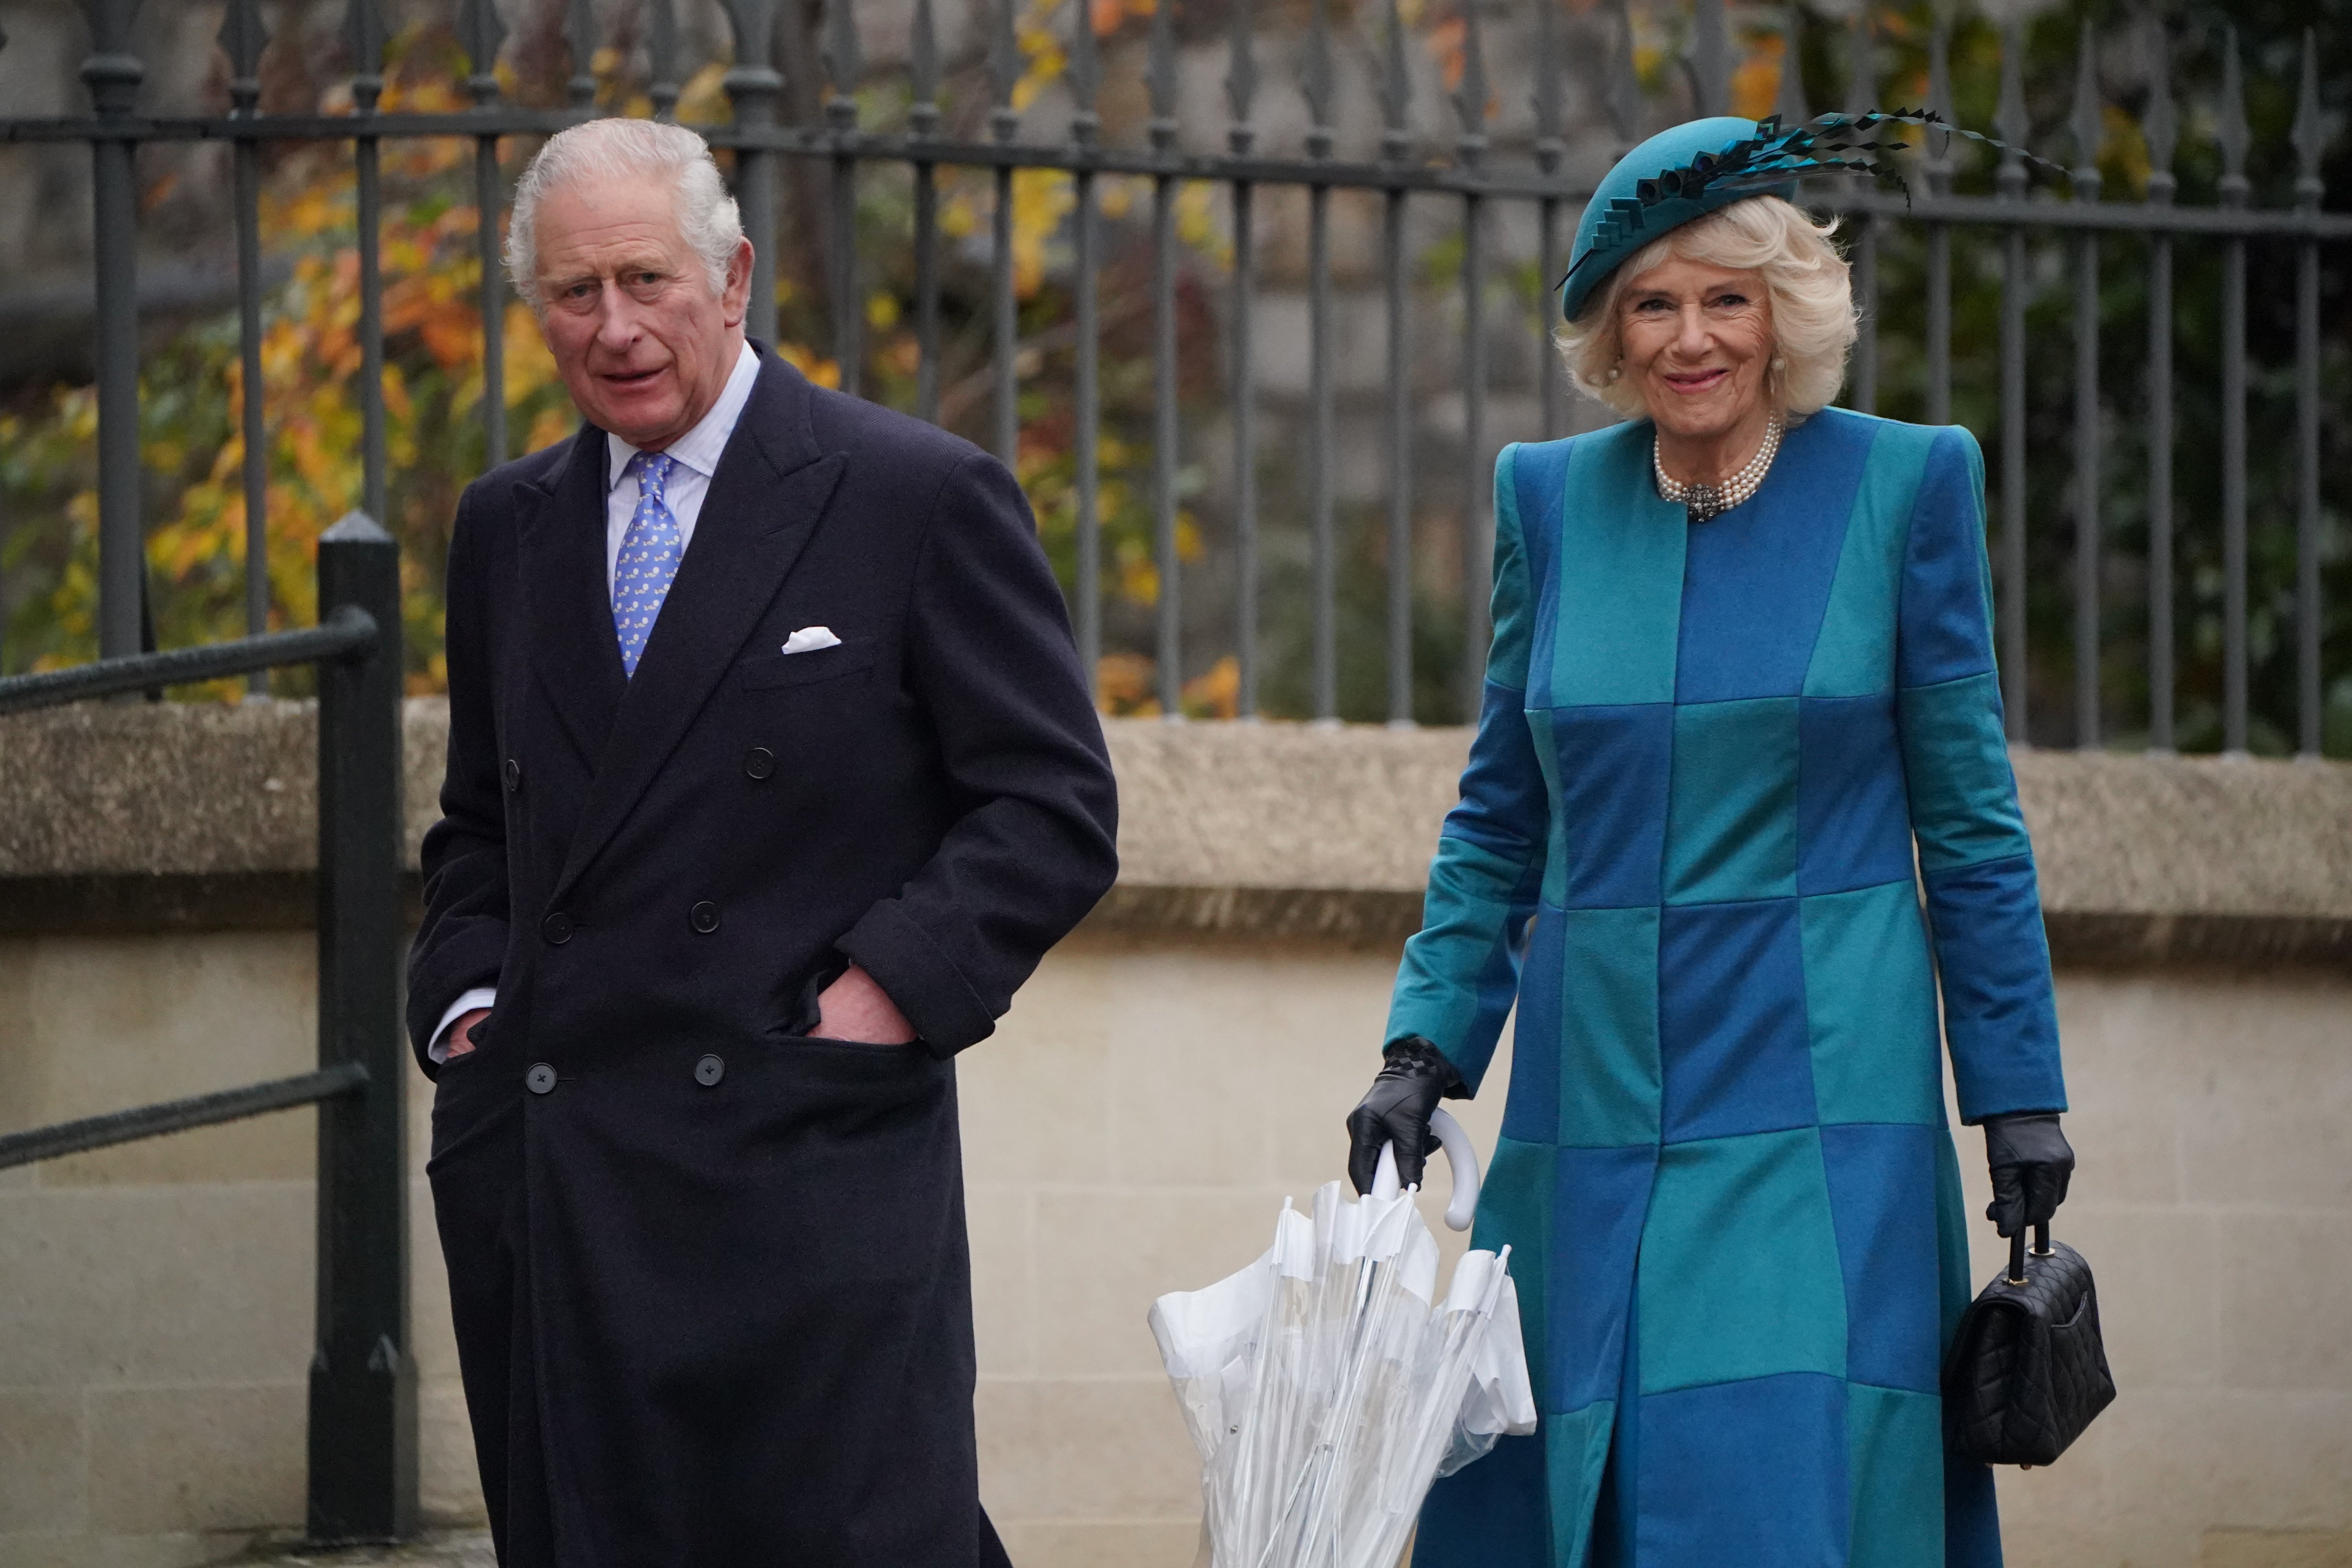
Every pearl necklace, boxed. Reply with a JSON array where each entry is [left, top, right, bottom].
[[1654, 416, 1783, 524]]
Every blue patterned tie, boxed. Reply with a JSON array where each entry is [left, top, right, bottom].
[[612, 450, 682, 678]]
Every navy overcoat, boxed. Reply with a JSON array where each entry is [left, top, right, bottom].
[[408, 348, 1119, 1566]]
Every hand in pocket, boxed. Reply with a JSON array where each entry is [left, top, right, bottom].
[[811, 964, 916, 1045], [445, 1007, 492, 1060]]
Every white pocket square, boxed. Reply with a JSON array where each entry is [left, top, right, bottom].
[[780, 626, 842, 655]]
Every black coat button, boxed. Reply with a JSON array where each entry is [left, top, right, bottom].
[[504, 758, 523, 793], [542, 911, 573, 945], [744, 746, 775, 780], [690, 900, 720, 934], [525, 1062, 557, 1095], [694, 1054, 725, 1087]]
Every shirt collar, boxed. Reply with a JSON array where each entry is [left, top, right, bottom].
[[606, 340, 762, 491]]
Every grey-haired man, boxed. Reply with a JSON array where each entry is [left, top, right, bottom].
[[411, 116, 1117, 1566]]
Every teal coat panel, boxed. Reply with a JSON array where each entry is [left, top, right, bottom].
[[1391, 409, 2066, 1568]]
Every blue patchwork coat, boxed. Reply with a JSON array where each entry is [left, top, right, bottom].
[[1395, 409, 2067, 1568]]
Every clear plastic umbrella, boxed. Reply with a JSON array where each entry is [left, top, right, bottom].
[[1149, 1110, 1537, 1568]]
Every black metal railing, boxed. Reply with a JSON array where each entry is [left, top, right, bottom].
[[0, 0, 2342, 744], [0, 516, 414, 1545]]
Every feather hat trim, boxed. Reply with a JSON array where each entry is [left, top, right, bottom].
[[1560, 111, 2064, 321]]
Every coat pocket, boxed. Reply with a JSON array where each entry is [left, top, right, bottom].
[[734, 637, 880, 691]]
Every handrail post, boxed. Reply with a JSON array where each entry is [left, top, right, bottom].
[[78, 0, 146, 661], [306, 512, 416, 1543]]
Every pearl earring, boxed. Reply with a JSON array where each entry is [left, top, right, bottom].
[[1769, 356, 1786, 372], [1607, 363, 1622, 382]]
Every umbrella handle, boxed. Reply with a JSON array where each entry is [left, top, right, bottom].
[[1371, 1107, 1482, 1232]]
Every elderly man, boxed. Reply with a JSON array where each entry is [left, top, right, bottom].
[[408, 117, 1118, 1566]]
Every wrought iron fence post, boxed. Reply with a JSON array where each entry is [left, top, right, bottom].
[[222, 0, 270, 688], [347, 0, 389, 530], [79, 0, 144, 662], [1454, 0, 1492, 723], [722, 0, 783, 347], [1994, 20, 2031, 742], [2069, 22, 2103, 750], [305, 513, 415, 1544], [460, 0, 510, 469], [2143, 11, 2178, 753], [2291, 29, 2326, 759], [823, 0, 862, 397]]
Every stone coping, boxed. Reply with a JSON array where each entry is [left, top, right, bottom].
[[1, 699, 2346, 966], [227, 1534, 495, 1566]]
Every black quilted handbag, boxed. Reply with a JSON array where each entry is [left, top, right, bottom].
[[1941, 1223, 2117, 1467]]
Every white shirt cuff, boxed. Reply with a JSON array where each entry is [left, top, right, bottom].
[[430, 987, 499, 1064]]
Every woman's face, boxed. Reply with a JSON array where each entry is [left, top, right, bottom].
[[1617, 255, 1776, 445]]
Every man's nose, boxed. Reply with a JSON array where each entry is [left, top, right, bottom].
[[592, 281, 644, 350]]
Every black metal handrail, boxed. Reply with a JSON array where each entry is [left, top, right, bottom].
[[0, 513, 415, 1545], [0, 604, 377, 717], [0, 1062, 368, 1169]]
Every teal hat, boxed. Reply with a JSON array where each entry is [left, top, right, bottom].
[[1562, 117, 1789, 323], [1559, 110, 2063, 321]]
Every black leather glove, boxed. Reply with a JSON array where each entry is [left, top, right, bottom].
[[1346, 1036, 1461, 1195], [1982, 1112, 2075, 1238]]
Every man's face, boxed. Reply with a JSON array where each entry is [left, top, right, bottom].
[[531, 174, 753, 451]]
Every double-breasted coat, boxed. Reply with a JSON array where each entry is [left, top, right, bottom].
[[408, 349, 1119, 1566], [1395, 410, 2067, 1568]]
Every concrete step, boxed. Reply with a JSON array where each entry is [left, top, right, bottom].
[[232, 1534, 496, 1566]]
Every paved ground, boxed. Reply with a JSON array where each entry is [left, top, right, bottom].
[[232, 1534, 497, 1566]]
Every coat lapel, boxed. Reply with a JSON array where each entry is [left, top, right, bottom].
[[551, 353, 842, 902], [515, 430, 627, 768]]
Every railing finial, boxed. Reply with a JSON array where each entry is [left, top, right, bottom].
[[1776, 6, 1808, 127], [218, 0, 269, 112], [563, 0, 599, 108], [646, 0, 679, 121], [1301, 0, 1336, 158], [1994, 16, 2027, 194], [2291, 27, 2325, 208], [456, 0, 505, 106], [1605, 0, 1640, 157], [987, 0, 1019, 142], [1691, 0, 1729, 119], [823, 0, 861, 127], [1069, 0, 1101, 148], [2217, 25, 2249, 198], [2069, 19, 2102, 197], [1380, 0, 1412, 162], [1924, 1, 1952, 174], [1453, 0, 1489, 171], [718, 0, 784, 124], [1147, 0, 1178, 153], [1225, 0, 1258, 154], [78, 0, 142, 65], [343, 0, 385, 111], [1532, 0, 1563, 176], [2141, 13, 2176, 200], [1298, 0, 1336, 157], [910, 0, 940, 136], [1842, 5, 1873, 121]]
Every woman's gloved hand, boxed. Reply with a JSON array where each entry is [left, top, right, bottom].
[[1346, 1036, 1462, 1195], [1982, 1112, 2075, 1237]]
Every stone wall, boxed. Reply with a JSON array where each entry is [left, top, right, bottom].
[[1, 707, 2347, 1568]]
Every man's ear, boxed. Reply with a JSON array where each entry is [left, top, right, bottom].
[[723, 236, 755, 329]]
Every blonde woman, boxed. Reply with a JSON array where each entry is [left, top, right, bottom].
[[1345, 118, 2075, 1567]]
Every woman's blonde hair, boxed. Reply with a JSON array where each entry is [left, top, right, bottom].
[[1559, 194, 1858, 421]]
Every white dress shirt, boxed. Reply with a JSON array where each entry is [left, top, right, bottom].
[[429, 341, 763, 1062]]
